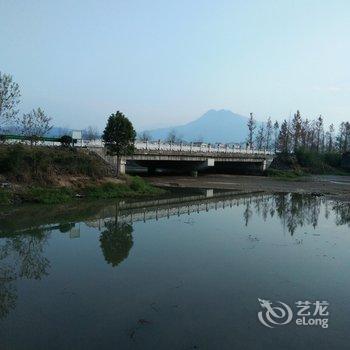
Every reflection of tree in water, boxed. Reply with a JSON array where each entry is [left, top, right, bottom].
[[100, 221, 134, 267], [246, 193, 349, 235], [0, 230, 50, 319], [332, 202, 350, 227]]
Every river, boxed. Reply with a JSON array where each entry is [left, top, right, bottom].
[[0, 189, 349, 349]]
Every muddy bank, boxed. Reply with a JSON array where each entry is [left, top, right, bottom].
[[148, 174, 350, 202]]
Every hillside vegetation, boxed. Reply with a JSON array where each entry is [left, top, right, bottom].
[[269, 149, 348, 178], [0, 145, 163, 205]]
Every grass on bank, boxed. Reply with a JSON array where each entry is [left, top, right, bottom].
[[0, 176, 165, 205], [265, 168, 306, 180], [0, 144, 111, 184]]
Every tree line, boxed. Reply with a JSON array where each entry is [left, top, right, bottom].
[[247, 111, 350, 154], [0, 72, 100, 143]]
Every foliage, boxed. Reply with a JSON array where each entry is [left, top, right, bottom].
[[102, 111, 136, 177], [246, 112, 256, 148], [295, 148, 345, 174], [22, 187, 74, 204], [19, 108, 52, 144], [0, 72, 21, 130], [166, 129, 182, 143], [83, 126, 99, 141], [266, 168, 304, 179], [129, 175, 161, 194], [83, 178, 163, 199], [0, 189, 11, 205], [0, 145, 110, 183], [102, 111, 136, 157], [138, 131, 152, 141], [59, 135, 73, 147]]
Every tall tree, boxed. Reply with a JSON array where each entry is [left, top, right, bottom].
[[0, 72, 21, 131], [278, 120, 290, 153], [315, 115, 324, 152], [326, 123, 335, 152], [247, 112, 256, 148], [83, 125, 99, 141], [255, 124, 265, 150], [292, 110, 302, 151], [19, 108, 52, 145], [166, 129, 182, 143], [102, 111, 136, 177], [138, 131, 152, 142], [273, 121, 279, 153], [265, 117, 273, 150]]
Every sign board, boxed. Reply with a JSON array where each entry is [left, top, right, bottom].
[[72, 131, 82, 140]]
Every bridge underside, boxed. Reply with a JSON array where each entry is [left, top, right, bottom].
[[129, 159, 267, 175]]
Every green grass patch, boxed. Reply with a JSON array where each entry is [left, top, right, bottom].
[[129, 176, 163, 194], [22, 187, 74, 204], [83, 177, 165, 199], [0, 189, 11, 205], [83, 182, 133, 199], [266, 168, 305, 180]]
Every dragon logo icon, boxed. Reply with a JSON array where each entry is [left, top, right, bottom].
[[258, 298, 293, 328]]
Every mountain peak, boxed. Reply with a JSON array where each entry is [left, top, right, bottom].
[[145, 109, 249, 143]]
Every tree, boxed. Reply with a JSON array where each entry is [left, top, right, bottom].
[[102, 111, 136, 177], [138, 131, 152, 142], [83, 125, 99, 141], [326, 124, 335, 152], [292, 110, 302, 151], [265, 117, 273, 150], [273, 121, 279, 152], [166, 129, 182, 143], [19, 108, 52, 145], [278, 120, 290, 153], [247, 113, 256, 148], [315, 115, 324, 152], [0, 72, 21, 132], [255, 124, 265, 150], [59, 135, 73, 148]]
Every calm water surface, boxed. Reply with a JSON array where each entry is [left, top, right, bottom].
[[0, 190, 349, 350]]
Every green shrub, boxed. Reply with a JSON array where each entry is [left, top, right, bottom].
[[23, 187, 74, 204], [266, 168, 303, 179], [322, 152, 342, 168], [0, 189, 11, 205], [59, 135, 73, 147], [84, 182, 132, 199]]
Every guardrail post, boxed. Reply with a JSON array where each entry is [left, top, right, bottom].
[[190, 142, 192, 152]]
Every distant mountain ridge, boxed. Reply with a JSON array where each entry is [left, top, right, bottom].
[[144, 109, 251, 143]]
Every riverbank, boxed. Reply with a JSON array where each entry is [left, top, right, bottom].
[[0, 144, 166, 205], [148, 174, 350, 202], [0, 176, 165, 205]]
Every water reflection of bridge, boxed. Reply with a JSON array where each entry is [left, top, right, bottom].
[[85, 190, 261, 228]]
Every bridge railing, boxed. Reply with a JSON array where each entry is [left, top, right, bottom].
[[1, 136, 274, 155], [131, 140, 274, 155]]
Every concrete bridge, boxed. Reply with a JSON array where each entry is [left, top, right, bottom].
[[87, 140, 274, 175]]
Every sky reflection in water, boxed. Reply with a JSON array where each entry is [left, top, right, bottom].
[[0, 191, 349, 350]]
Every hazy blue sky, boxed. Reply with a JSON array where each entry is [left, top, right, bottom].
[[1, 0, 349, 131]]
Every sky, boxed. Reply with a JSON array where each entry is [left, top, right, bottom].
[[1, 0, 349, 131]]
